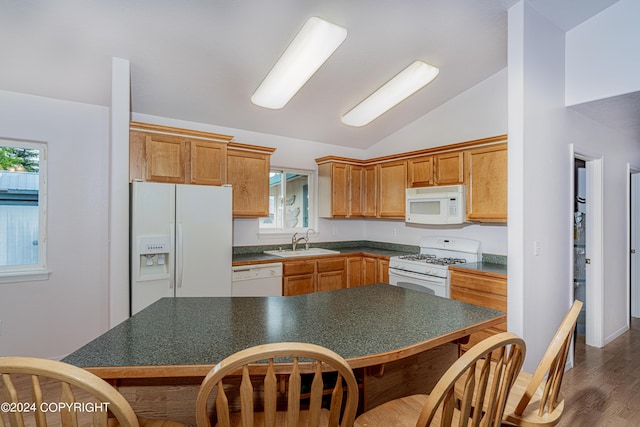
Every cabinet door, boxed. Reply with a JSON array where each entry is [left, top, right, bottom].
[[377, 259, 389, 283], [145, 134, 186, 183], [465, 143, 507, 222], [434, 151, 463, 185], [348, 165, 364, 217], [378, 161, 407, 218], [317, 257, 347, 291], [331, 163, 349, 217], [408, 156, 433, 187], [227, 149, 270, 217], [347, 256, 363, 288], [363, 165, 378, 217], [283, 275, 315, 296], [190, 140, 226, 185], [362, 257, 378, 285]]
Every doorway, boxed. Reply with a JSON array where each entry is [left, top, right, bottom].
[[574, 159, 586, 335], [630, 170, 640, 319], [572, 147, 604, 349]]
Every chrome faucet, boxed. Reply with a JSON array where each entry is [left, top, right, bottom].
[[291, 233, 307, 251], [304, 228, 316, 250]]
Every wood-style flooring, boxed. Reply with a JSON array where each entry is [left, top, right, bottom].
[[3, 319, 640, 427], [557, 317, 640, 426]]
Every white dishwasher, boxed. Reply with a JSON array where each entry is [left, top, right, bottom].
[[231, 262, 283, 296]]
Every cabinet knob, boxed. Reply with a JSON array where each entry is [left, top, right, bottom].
[[632, 249, 637, 254], [585, 259, 591, 264]]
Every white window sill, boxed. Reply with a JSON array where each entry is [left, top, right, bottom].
[[258, 231, 320, 240], [0, 269, 51, 284]]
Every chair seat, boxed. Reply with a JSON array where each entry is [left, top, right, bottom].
[[354, 394, 428, 427], [219, 408, 330, 426]]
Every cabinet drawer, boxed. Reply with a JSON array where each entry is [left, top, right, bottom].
[[449, 271, 506, 296], [283, 261, 315, 276], [317, 258, 346, 273], [450, 286, 506, 313]]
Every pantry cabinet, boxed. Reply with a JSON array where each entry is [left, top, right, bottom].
[[465, 142, 508, 222], [449, 267, 507, 353], [226, 143, 274, 218]]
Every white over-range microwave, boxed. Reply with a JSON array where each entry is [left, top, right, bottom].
[[405, 185, 466, 225]]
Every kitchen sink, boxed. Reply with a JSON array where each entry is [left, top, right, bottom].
[[263, 248, 340, 257]]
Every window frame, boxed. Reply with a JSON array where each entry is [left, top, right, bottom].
[[259, 167, 317, 237], [0, 139, 49, 283]]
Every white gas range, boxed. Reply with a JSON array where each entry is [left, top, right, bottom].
[[388, 236, 481, 298]]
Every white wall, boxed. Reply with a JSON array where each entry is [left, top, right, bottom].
[[0, 91, 111, 359], [367, 69, 508, 158], [508, 0, 640, 372], [565, 0, 640, 106], [508, 2, 573, 371]]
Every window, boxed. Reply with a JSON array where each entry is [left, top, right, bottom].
[[0, 140, 48, 281], [259, 169, 314, 233]]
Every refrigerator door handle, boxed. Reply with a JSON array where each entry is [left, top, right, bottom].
[[177, 222, 184, 288], [169, 222, 176, 289]]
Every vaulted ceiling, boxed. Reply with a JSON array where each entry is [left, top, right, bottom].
[[0, 0, 623, 148]]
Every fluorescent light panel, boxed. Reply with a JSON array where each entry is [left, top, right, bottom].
[[251, 17, 347, 109], [341, 61, 440, 127]]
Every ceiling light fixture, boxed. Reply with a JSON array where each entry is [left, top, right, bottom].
[[341, 61, 440, 127], [251, 17, 347, 109]]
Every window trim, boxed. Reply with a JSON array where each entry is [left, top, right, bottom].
[[0, 139, 49, 282], [259, 167, 317, 236]]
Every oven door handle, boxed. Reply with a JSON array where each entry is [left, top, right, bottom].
[[388, 268, 445, 283]]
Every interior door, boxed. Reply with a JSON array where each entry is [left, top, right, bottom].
[[631, 173, 640, 318]]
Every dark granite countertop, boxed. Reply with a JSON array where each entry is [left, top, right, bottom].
[[62, 284, 504, 378], [449, 262, 507, 277], [232, 242, 416, 265]]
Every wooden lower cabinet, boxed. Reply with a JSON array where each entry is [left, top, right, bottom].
[[317, 258, 347, 292], [449, 267, 507, 353], [347, 256, 390, 287], [283, 257, 346, 296]]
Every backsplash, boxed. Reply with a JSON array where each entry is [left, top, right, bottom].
[[233, 240, 419, 255], [482, 253, 507, 265]]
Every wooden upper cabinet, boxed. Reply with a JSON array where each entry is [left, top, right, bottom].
[[144, 133, 187, 183], [408, 151, 463, 187], [363, 164, 377, 217], [434, 151, 464, 185], [408, 156, 434, 187], [190, 139, 226, 185], [378, 160, 407, 218], [465, 143, 507, 222], [129, 122, 233, 185], [348, 165, 364, 217], [226, 144, 274, 218], [318, 162, 363, 218]]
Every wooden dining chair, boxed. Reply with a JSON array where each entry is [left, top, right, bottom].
[[0, 356, 140, 427], [500, 300, 583, 427], [354, 332, 526, 427], [452, 300, 583, 427], [195, 342, 359, 427]]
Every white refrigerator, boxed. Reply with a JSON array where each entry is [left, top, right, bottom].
[[130, 181, 232, 315]]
